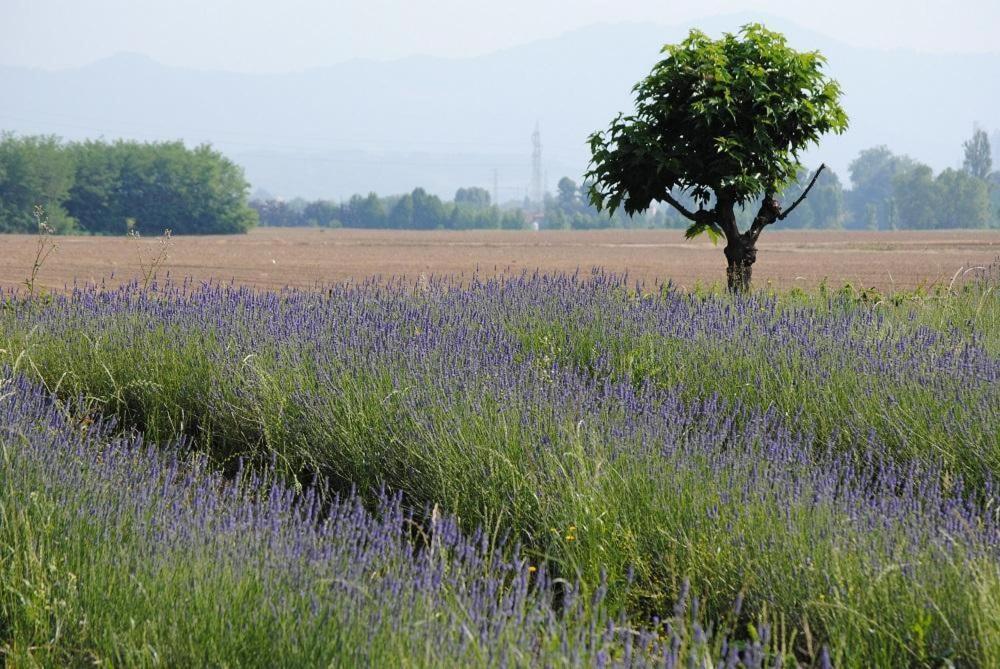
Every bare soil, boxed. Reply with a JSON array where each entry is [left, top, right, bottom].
[[4, 228, 998, 293]]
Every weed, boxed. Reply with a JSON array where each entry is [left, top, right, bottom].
[[128, 228, 173, 290], [23, 206, 57, 300]]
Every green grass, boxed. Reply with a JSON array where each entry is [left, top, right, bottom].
[[0, 405, 812, 667], [0, 277, 998, 665], [511, 282, 999, 486]]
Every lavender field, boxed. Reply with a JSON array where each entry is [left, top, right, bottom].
[[1, 270, 998, 666]]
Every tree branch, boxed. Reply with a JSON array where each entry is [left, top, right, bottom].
[[778, 163, 826, 221], [746, 164, 828, 243], [714, 192, 739, 242], [661, 191, 699, 222], [747, 192, 780, 243]]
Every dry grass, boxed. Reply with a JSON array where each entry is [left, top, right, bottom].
[[3, 227, 998, 292]]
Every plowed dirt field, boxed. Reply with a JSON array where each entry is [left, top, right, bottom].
[[4, 228, 998, 293]]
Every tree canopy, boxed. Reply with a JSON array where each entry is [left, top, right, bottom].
[[963, 128, 993, 180], [846, 146, 915, 230], [586, 24, 848, 291], [0, 134, 76, 233], [455, 187, 491, 208], [253, 187, 525, 231], [587, 24, 847, 217], [0, 134, 258, 235]]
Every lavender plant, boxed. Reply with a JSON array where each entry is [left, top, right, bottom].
[[0, 270, 997, 665], [0, 374, 795, 667]]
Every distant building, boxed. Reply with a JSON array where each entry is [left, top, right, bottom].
[[526, 211, 543, 231]]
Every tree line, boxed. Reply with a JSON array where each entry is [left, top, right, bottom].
[[845, 130, 998, 229], [255, 130, 999, 232], [4, 130, 997, 234], [0, 133, 257, 234], [252, 187, 529, 230], [253, 184, 677, 231]]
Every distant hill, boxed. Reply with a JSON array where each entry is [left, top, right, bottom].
[[2, 14, 998, 200]]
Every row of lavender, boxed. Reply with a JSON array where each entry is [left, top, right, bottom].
[[2, 373, 794, 667], [0, 271, 998, 663], [1, 362, 996, 665], [17, 270, 996, 482]]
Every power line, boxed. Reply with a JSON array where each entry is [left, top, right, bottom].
[[0, 109, 585, 159]]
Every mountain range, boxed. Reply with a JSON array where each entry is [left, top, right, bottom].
[[2, 13, 998, 200]]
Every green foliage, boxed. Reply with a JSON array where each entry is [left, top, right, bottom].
[[341, 192, 388, 228], [847, 146, 915, 230], [587, 24, 848, 216], [66, 139, 127, 233], [411, 187, 447, 230], [0, 280, 997, 665], [387, 192, 415, 228], [892, 164, 939, 230], [255, 187, 527, 230], [990, 172, 1000, 224], [0, 451, 806, 667], [0, 133, 77, 233], [683, 220, 723, 244], [380, 188, 452, 230], [250, 198, 306, 227], [964, 128, 993, 179], [499, 209, 526, 230], [0, 133, 258, 235], [649, 172, 846, 232], [542, 176, 667, 230], [889, 163, 996, 229], [74, 141, 257, 235], [302, 199, 340, 228], [935, 168, 993, 228], [848, 144, 1000, 230], [556, 177, 579, 209], [455, 186, 491, 208]]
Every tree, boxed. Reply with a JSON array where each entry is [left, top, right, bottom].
[[251, 199, 303, 227], [557, 177, 580, 210], [989, 172, 1000, 228], [66, 139, 126, 233], [0, 133, 77, 233], [542, 208, 569, 230], [303, 200, 340, 227], [357, 192, 387, 228], [410, 188, 446, 229], [847, 146, 915, 230], [963, 128, 992, 179], [388, 193, 414, 229], [892, 164, 939, 230], [63, 139, 257, 235], [992, 130, 1000, 172], [500, 210, 526, 230], [934, 168, 992, 228], [455, 187, 491, 208], [474, 206, 501, 229], [586, 24, 847, 291]]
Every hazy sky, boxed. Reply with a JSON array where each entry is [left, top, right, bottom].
[[3, 0, 999, 72]]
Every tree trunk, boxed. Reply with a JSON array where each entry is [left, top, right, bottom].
[[724, 235, 757, 294], [715, 198, 758, 294]]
